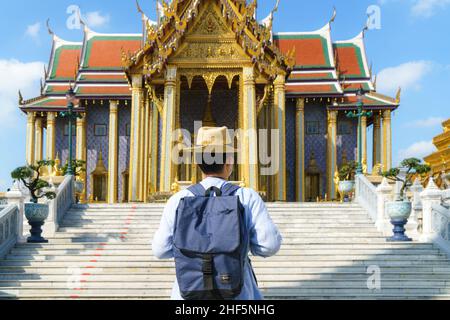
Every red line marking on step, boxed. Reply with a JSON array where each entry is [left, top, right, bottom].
[[89, 260, 98, 263], [70, 295, 79, 299]]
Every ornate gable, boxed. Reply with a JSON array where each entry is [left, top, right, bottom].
[[125, 0, 293, 80]]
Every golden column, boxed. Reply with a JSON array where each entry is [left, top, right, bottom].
[[242, 66, 259, 191], [46, 112, 56, 160], [160, 66, 178, 192], [296, 98, 305, 202], [327, 110, 338, 200], [34, 117, 43, 162], [76, 112, 87, 202], [274, 74, 287, 201], [26, 112, 36, 165], [138, 92, 146, 200], [149, 102, 159, 194], [108, 101, 119, 204], [372, 113, 382, 167], [142, 97, 151, 202], [382, 109, 392, 170], [129, 74, 144, 202], [360, 114, 368, 169]]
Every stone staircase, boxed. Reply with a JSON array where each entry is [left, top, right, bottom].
[[1, 203, 450, 300]]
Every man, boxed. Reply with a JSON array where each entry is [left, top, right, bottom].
[[152, 126, 282, 300]]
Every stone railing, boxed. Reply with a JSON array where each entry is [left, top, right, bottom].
[[421, 179, 450, 256], [45, 175, 75, 237], [0, 192, 7, 205], [356, 174, 420, 237], [355, 174, 378, 222], [0, 204, 20, 259]]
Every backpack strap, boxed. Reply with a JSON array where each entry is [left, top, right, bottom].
[[187, 184, 206, 197], [220, 183, 241, 196]]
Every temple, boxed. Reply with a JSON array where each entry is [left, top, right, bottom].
[[19, 0, 400, 203], [424, 118, 450, 186]]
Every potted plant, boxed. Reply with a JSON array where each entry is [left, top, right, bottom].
[[382, 158, 431, 241], [11, 160, 57, 243], [62, 159, 86, 194], [338, 161, 357, 202]]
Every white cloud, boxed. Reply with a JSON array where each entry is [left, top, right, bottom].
[[397, 140, 436, 161], [25, 22, 41, 42], [404, 117, 446, 128], [84, 11, 110, 28], [411, 0, 450, 17], [376, 61, 432, 95], [0, 59, 45, 127]]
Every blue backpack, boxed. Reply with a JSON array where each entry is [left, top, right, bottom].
[[173, 183, 248, 300]]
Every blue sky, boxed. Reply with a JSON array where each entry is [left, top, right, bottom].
[[0, 0, 449, 191]]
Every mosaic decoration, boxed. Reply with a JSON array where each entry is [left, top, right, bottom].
[[285, 100, 296, 202], [304, 104, 328, 197], [86, 103, 110, 198], [118, 104, 131, 202]]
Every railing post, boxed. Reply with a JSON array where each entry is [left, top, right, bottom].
[[43, 178, 58, 237], [420, 178, 442, 241], [410, 178, 424, 231], [5, 182, 26, 244], [376, 178, 393, 234]]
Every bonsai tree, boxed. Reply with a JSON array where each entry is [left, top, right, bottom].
[[11, 160, 57, 204], [62, 159, 86, 178], [382, 158, 431, 200], [338, 161, 357, 181]]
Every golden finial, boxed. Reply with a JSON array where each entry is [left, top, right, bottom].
[[395, 87, 402, 104], [373, 74, 377, 91]]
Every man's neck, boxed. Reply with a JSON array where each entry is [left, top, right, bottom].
[[203, 175, 228, 181]]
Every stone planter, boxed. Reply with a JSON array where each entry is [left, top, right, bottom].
[[338, 180, 355, 202], [386, 200, 412, 242], [24, 203, 49, 243]]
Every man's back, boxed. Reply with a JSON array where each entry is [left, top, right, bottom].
[[152, 177, 283, 300]]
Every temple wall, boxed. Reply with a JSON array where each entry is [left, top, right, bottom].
[[118, 104, 131, 202], [337, 112, 357, 168], [180, 89, 238, 133], [304, 103, 327, 198], [285, 99, 296, 202], [85, 103, 109, 199], [55, 117, 76, 169]]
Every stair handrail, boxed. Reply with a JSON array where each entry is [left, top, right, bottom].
[[421, 179, 450, 256], [0, 204, 20, 259], [46, 175, 75, 236], [355, 174, 378, 222]]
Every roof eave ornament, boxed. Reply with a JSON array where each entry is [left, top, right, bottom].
[[395, 87, 402, 104], [18, 90, 24, 106], [329, 6, 337, 26], [46, 19, 54, 37]]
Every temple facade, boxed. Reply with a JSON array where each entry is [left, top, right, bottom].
[[424, 118, 450, 186], [19, 0, 399, 203]]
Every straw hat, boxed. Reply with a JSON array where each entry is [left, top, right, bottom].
[[187, 126, 236, 154]]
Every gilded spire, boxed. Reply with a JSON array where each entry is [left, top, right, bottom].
[[202, 94, 217, 127]]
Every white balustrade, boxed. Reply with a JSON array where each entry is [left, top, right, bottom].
[[45, 175, 75, 237], [355, 174, 378, 222], [421, 178, 450, 255], [0, 204, 20, 259]]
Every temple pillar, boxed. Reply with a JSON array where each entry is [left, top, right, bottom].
[[327, 110, 338, 200], [372, 113, 382, 168], [274, 74, 286, 201], [26, 112, 35, 165], [108, 101, 119, 204], [76, 113, 87, 202], [242, 66, 259, 191], [149, 102, 159, 194], [360, 115, 367, 169], [46, 112, 56, 160], [296, 98, 305, 202], [143, 96, 150, 202], [34, 117, 43, 162], [129, 75, 144, 202], [382, 110, 392, 170], [160, 66, 177, 192]]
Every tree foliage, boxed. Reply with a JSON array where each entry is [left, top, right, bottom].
[[11, 160, 57, 204], [381, 158, 431, 199]]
